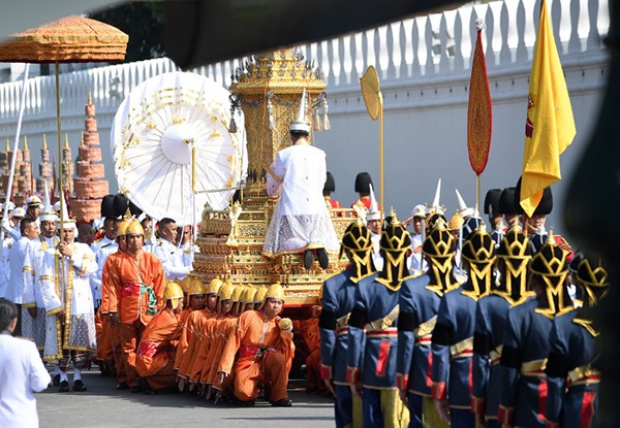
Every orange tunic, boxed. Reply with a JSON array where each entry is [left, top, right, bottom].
[[175, 308, 217, 377], [105, 250, 165, 387], [135, 308, 182, 390], [218, 310, 295, 402], [105, 251, 165, 325], [97, 252, 124, 380], [185, 312, 221, 383], [200, 314, 238, 388]]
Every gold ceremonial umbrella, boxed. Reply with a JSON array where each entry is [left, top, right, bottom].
[[360, 66, 384, 211], [0, 16, 128, 232]]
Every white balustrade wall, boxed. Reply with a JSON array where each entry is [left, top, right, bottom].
[[0, 0, 610, 237]]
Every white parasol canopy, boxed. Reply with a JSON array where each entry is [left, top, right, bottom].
[[111, 71, 247, 222]]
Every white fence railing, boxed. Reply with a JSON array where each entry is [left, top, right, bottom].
[[0, 0, 610, 122]]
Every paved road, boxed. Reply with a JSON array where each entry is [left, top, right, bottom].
[[37, 371, 335, 428]]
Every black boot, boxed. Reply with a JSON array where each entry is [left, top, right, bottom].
[[303, 250, 314, 270], [316, 248, 329, 269]]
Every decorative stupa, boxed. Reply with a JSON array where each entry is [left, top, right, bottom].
[[71, 92, 109, 222], [61, 133, 74, 196], [17, 136, 33, 198], [36, 134, 55, 194], [1, 137, 31, 206]]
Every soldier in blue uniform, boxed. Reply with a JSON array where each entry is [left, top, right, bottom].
[[431, 224, 495, 427], [471, 225, 533, 428], [319, 218, 376, 428], [347, 211, 411, 427], [499, 187, 520, 230], [498, 234, 573, 427], [484, 189, 503, 247], [545, 257, 608, 428], [397, 219, 461, 427]]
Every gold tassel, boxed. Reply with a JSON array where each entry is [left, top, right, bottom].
[[313, 107, 322, 131], [322, 98, 331, 131], [267, 97, 276, 130]]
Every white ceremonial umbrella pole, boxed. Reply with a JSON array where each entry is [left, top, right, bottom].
[[1, 63, 30, 242]]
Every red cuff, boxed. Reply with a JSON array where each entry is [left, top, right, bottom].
[[320, 364, 332, 381], [396, 373, 409, 391], [346, 366, 361, 384], [497, 405, 514, 426], [431, 381, 447, 400], [471, 395, 486, 415]]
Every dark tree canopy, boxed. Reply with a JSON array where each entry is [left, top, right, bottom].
[[89, 2, 165, 62]]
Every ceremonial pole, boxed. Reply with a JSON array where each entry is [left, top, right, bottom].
[[360, 66, 384, 211], [467, 24, 492, 214], [2, 64, 29, 217]]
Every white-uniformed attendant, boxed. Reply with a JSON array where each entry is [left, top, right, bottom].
[[152, 217, 191, 281]]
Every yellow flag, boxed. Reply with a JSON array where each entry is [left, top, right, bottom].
[[520, 0, 576, 217]]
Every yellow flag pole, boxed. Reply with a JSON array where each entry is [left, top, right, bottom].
[[379, 93, 384, 211], [56, 62, 63, 237]]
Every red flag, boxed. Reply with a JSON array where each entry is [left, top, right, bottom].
[[467, 28, 493, 176]]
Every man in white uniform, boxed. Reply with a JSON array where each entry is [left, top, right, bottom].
[[6, 218, 39, 337], [22, 203, 59, 354], [91, 218, 119, 310], [404, 204, 427, 272], [263, 89, 338, 270], [0, 300, 50, 428], [153, 217, 191, 281], [39, 215, 98, 392], [365, 185, 384, 272]]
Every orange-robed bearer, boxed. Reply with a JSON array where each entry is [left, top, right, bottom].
[[135, 281, 185, 393], [216, 283, 295, 407], [105, 218, 165, 392]]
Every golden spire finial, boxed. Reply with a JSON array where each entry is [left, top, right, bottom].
[[5, 137, 9, 152], [546, 227, 555, 245], [435, 217, 448, 231], [389, 207, 399, 225], [88, 89, 92, 105], [64, 133, 69, 148], [80, 132, 85, 146], [23, 135, 28, 151], [42, 134, 47, 149]]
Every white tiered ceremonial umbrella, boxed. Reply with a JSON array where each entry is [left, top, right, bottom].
[[111, 71, 248, 224]]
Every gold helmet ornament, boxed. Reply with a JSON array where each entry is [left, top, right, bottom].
[[179, 276, 192, 294], [426, 212, 448, 235], [116, 207, 132, 237], [117, 218, 130, 237], [531, 231, 571, 319], [261, 282, 285, 308], [232, 285, 244, 302], [164, 281, 184, 309], [576, 257, 610, 307], [495, 224, 533, 306], [206, 276, 223, 295], [448, 211, 464, 231], [125, 218, 145, 236], [254, 285, 268, 305], [423, 219, 460, 294], [341, 218, 376, 282], [188, 277, 208, 296], [377, 210, 411, 290], [218, 280, 235, 301], [461, 223, 496, 300], [243, 286, 258, 305]]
